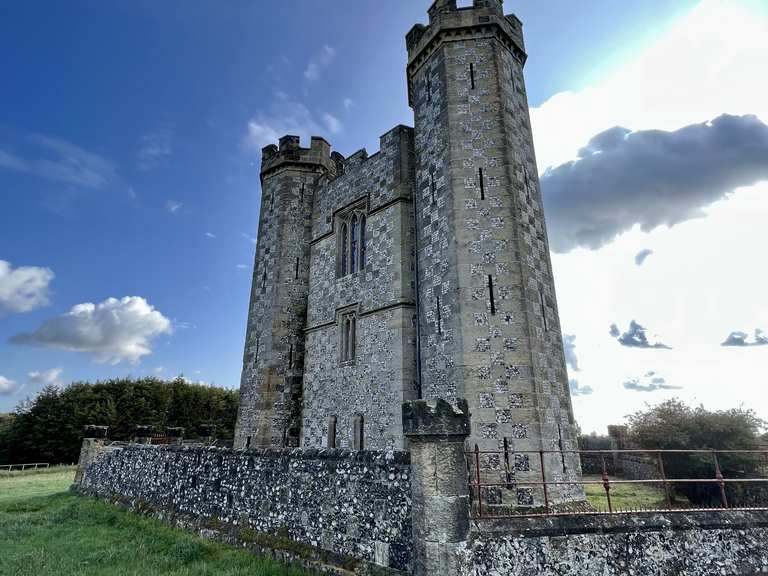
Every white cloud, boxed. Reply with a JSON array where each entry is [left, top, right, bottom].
[[721, 329, 768, 347], [531, 0, 768, 173], [236, 264, 248, 270], [27, 368, 64, 388], [179, 376, 210, 387], [166, 200, 183, 214], [205, 232, 216, 239], [0, 375, 17, 395], [0, 260, 54, 314], [541, 114, 768, 252], [304, 45, 336, 81], [0, 134, 116, 189], [569, 379, 593, 397], [243, 93, 340, 154], [563, 334, 579, 372], [635, 249, 653, 266], [623, 371, 681, 393], [343, 98, 355, 111], [323, 113, 342, 134], [10, 296, 172, 364], [533, 0, 768, 433], [136, 126, 173, 171], [241, 233, 257, 245]]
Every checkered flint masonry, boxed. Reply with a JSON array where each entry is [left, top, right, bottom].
[[235, 0, 582, 508]]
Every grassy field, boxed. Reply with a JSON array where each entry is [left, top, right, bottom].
[[0, 468, 310, 576], [583, 474, 682, 511]]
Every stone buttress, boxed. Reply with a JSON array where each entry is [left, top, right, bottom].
[[406, 0, 583, 506]]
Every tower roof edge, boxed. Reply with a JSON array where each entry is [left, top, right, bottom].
[[260, 135, 337, 178]]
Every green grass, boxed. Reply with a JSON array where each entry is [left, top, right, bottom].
[[0, 468, 312, 576], [0, 466, 77, 502], [583, 474, 687, 511]]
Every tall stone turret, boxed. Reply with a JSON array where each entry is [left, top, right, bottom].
[[406, 0, 582, 506], [235, 136, 339, 449]]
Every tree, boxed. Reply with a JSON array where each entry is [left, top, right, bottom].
[[626, 399, 766, 505], [0, 377, 239, 465]]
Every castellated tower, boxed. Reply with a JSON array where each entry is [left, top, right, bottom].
[[235, 0, 583, 508], [406, 0, 582, 505], [234, 136, 339, 449]]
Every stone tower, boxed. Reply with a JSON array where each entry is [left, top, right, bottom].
[[234, 136, 339, 449], [406, 0, 582, 505]]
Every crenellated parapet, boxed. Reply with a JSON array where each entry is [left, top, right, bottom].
[[260, 135, 340, 181], [406, 0, 525, 106]]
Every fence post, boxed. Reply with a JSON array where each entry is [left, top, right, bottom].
[[601, 454, 613, 513], [657, 451, 672, 509], [403, 399, 471, 576], [713, 450, 729, 509]]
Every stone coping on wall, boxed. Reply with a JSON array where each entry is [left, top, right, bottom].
[[472, 509, 768, 538]]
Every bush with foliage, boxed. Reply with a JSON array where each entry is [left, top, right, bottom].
[[0, 378, 239, 465], [626, 399, 766, 506]]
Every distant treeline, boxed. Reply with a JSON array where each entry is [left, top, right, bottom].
[[0, 378, 239, 465]]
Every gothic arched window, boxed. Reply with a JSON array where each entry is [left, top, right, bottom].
[[350, 215, 358, 274], [337, 206, 367, 278], [340, 311, 356, 363], [359, 215, 366, 270], [340, 222, 348, 276]]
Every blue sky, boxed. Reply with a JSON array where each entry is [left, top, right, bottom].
[[2, 1, 766, 432]]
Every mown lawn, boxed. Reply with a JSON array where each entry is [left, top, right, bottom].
[[583, 474, 687, 511], [0, 468, 311, 576]]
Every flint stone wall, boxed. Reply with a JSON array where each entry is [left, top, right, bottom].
[[458, 512, 768, 576], [76, 444, 413, 572]]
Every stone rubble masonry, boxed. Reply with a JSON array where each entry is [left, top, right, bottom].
[[457, 512, 768, 576], [405, 0, 581, 508], [74, 442, 414, 573], [74, 415, 768, 576]]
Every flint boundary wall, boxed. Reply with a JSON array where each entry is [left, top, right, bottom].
[[74, 400, 768, 575], [460, 513, 768, 576], [75, 443, 413, 573]]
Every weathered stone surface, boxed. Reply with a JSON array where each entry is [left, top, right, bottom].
[[457, 512, 768, 576], [403, 399, 471, 439], [236, 0, 583, 500], [75, 444, 413, 572], [405, 0, 583, 509]]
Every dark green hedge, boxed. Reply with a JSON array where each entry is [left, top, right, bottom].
[[0, 378, 239, 465]]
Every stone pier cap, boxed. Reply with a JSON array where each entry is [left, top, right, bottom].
[[83, 425, 109, 439], [403, 398, 470, 439]]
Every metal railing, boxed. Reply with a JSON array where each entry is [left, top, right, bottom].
[[466, 446, 768, 519], [0, 462, 50, 473]]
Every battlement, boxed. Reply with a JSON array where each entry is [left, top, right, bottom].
[[260, 135, 341, 179], [406, 0, 526, 105]]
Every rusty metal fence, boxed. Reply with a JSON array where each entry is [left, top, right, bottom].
[[466, 446, 768, 519]]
